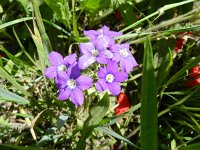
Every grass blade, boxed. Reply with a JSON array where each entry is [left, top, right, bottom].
[[141, 37, 158, 150], [98, 127, 140, 149], [32, 0, 52, 55], [0, 87, 29, 105], [0, 17, 32, 30]]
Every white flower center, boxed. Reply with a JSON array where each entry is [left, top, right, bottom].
[[57, 64, 67, 71], [120, 48, 129, 57], [106, 74, 115, 83], [97, 34, 104, 39], [67, 79, 76, 89], [92, 49, 99, 57], [97, 30, 104, 39]]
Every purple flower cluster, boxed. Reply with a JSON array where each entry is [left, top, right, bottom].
[[45, 25, 138, 106]]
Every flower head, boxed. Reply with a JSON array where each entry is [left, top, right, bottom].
[[44, 51, 77, 79], [115, 93, 131, 115], [84, 25, 122, 49], [184, 66, 200, 87], [78, 42, 113, 69], [57, 66, 93, 106], [96, 61, 128, 95], [111, 44, 138, 73]]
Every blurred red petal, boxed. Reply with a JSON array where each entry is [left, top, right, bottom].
[[115, 93, 131, 115], [184, 78, 200, 87], [189, 66, 200, 78], [174, 38, 184, 53]]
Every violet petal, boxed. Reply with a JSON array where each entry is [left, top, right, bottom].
[[96, 79, 107, 92], [48, 51, 64, 65], [64, 53, 77, 65], [44, 66, 57, 78], [114, 71, 128, 82], [107, 61, 118, 73], [108, 82, 121, 95], [76, 75, 93, 90], [97, 67, 107, 78], [78, 55, 96, 69], [70, 88, 84, 106], [57, 72, 69, 85], [58, 88, 71, 100], [80, 43, 95, 55]]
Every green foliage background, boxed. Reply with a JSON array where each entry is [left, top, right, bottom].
[[0, 0, 200, 149]]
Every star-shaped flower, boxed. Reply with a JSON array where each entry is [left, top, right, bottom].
[[111, 44, 138, 73], [57, 66, 93, 106], [96, 61, 128, 95], [44, 51, 77, 79]]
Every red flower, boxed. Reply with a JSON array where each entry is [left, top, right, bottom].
[[174, 38, 184, 53], [115, 93, 131, 115], [174, 31, 192, 53], [184, 66, 200, 87]]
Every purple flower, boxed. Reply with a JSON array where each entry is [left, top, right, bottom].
[[44, 51, 77, 79], [84, 25, 122, 49], [111, 44, 138, 73], [78, 42, 113, 69], [96, 61, 128, 95], [57, 67, 93, 106]]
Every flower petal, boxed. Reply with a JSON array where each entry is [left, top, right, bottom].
[[68, 63, 81, 79], [96, 56, 108, 64], [76, 75, 93, 90], [70, 88, 84, 106], [78, 55, 96, 69], [108, 31, 122, 37], [96, 79, 107, 92], [120, 57, 138, 73], [57, 72, 69, 85], [80, 43, 95, 55], [44, 66, 57, 78], [108, 82, 121, 96], [112, 52, 121, 62], [84, 30, 99, 40], [100, 50, 113, 59], [64, 53, 77, 65], [95, 36, 114, 49], [48, 51, 64, 65], [114, 71, 128, 82], [107, 61, 118, 74], [102, 25, 109, 34], [97, 67, 107, 78], [58, 88, 71, 100]]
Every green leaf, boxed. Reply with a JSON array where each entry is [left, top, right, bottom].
[[154, 40, 173, 88], [0, 4, 3, 13], [0, 87, 29, 104], [76, 92, 110, 150], [141, 37, 158, 150], [0, 66, 30, 97], [0, 17, 33, 30], [85, 0, 110, 11], [56, 114, 69, 129], [44, 0, 71, 29], [98, 127, 140, 149], [179, 142, 200, 150], [0, 144, 42, 150]]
